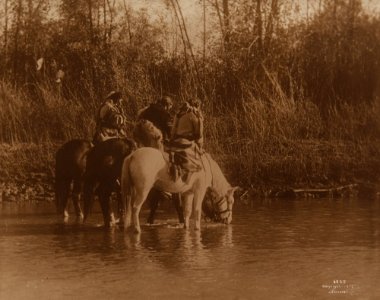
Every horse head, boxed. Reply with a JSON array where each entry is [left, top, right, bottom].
[[203, 186, 239, 224]]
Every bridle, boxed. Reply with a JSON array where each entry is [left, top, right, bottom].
[[208, 192, 233, 223], [201, 154, 233, 223]]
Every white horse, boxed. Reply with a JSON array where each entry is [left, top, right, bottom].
[[121, 147, 238, 233]]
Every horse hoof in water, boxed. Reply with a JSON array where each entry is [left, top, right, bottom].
[[115, 218, 125, 228], [104, 220, 117, 229], [131, 226, 141, 234], [75, 213, 84, 223], [60, 211, 69, 224]]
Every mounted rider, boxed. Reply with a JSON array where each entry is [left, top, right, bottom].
[[138, 96, 174, 143], [169, 98, 204, 182], [93, 91, 128, 145], [136, 95, 184, 224], [171, 98, 204, 149]]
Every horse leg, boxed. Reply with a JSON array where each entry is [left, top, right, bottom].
[[193, 193, 202, 230], [115, 182, 125, 226], [121, 157, 132, 231], [193, 188, 207, 230], [182, 193, 194, 229], [124, 192, 132, 229], [98, 183, 116, 228], [146, 188, 160, 225], [83, 177, 97, 223], [55, 178, 71, 223], [72, 178, 84, 221], [132, 189, 150, 233], [172, 193, 184, 224]]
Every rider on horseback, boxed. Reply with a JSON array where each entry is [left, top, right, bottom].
[[93, 90, 128, 145], [171, 98, 204, 149], [138, 95, 174, 144], [168, 98, 204, 188], [137, 95, 184, 224]]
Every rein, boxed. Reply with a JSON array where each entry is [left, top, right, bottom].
[[202, 154, 232, 222]]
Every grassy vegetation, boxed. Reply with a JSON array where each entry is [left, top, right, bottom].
[[1, 1, 380, 198], [0, 79, 379, 196]]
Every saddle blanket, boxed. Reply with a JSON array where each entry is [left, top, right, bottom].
[[168, 138, 203, 182]]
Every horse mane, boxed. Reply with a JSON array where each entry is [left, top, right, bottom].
[[120, 137, 138, 152], [133, 119, 163, 150], [206, 153, 231, 196]]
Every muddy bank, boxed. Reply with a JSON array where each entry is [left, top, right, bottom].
[[1, 175, 378, 204], [0, 143, 55, 203], [0, 173, 54, 203]]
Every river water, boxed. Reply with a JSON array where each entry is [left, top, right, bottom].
[[0, 197, 379, 299]]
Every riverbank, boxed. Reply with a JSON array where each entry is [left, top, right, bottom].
[[0, 143, 55, 203], [1, 140, 379, 203]]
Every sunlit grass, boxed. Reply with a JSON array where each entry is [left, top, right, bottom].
[[0, 80, 379, 189]]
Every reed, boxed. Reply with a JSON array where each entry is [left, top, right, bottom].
[[1, 79, 378, 191], [205, 85, 380, 189]]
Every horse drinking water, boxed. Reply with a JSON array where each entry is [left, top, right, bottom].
[[121, 147, 238, 233], [55, 122, 235, 227]]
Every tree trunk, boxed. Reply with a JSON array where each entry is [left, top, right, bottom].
[[255, 0, 263, 55], [88, 0, 94, 44], [222, 0, 230, 49], [106, 0, 115, 42], [264, 0, 279, 50], [214, 0, 225, 51], [3, 0, 8, 75], [122, 0, 132, 45], [103, 0, 107, 43], [203, 0, 206, 65], [13, 0, 23, 83], [173, 0, 203, 94], [170, 0, 191, 76]]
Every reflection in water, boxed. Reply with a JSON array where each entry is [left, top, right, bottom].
[[1, 198, 379, 299]]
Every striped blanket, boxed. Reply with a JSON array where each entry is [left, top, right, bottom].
[[168, 138, 203, 182]]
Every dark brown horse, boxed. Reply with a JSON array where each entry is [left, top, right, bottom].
[[82, 137, 136, 227], [55, 138, 136, 225], [55, 137, 182, 227], [55, 128, 230, 227], [55, 139, 92, 222]]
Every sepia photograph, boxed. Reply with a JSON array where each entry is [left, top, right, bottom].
[[0, 0, 379, 299]]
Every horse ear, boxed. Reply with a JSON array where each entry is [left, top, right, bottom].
[[227, 186, 240, 197]]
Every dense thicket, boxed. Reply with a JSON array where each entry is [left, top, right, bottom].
[[1, 0, 379, 106], [0, 0, 379, 187]]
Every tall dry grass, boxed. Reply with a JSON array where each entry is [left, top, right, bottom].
[[0, 81, 97, 180], [0, 81, 96, 143], [0, 78, 379, 189], [205, 79, 380, 189]]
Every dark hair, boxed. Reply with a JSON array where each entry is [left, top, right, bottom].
[[158, 96, 173, 107], [190, 98, 201, 108], [106, 91, 122, 101]]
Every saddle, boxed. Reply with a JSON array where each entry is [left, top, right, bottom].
[[167, 138, 203, 182]]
